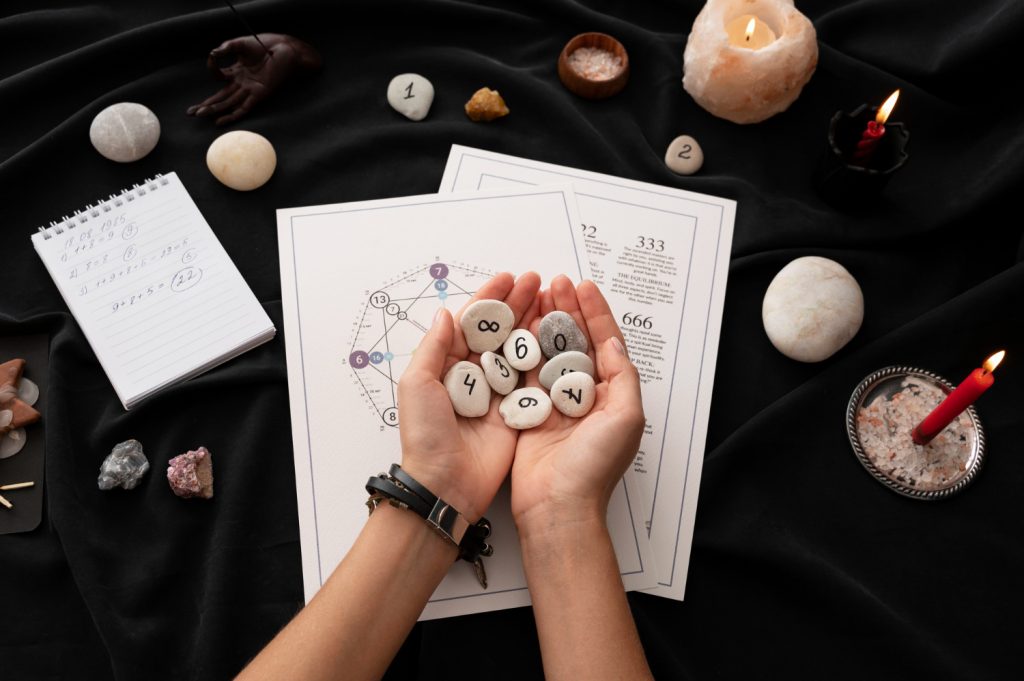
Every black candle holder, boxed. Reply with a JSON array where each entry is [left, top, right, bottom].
[[814, 104, 910, 209]]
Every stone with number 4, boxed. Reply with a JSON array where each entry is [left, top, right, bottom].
[[539, 311, 588, 358], [664, 135, 704, 175], [551, 372, 596, 418], [539, 350, 594, 390], [460, 300, 515, 353], [444, 361, 491, 417], [502, 329, 541, 371], [499, 387, 552, 430], [481, 351, 519, 395], [387, 73, 434, 121]]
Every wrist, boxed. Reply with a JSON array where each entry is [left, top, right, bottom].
[[514, 502, 608, 549], [398, 458, 482, 523]]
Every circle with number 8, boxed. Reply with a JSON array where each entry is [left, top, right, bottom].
[[502, 329, 542, 371]]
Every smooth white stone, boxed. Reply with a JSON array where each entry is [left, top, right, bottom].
[[17, 377, 39, 407], [481, 351, 519, 395], [206, 130, 276, 191], [665, 135, 704, 175], [762, 256, 863, 363], [499, 387, 552, 430], [502, 329, 542, 371], [443, 361, 491, 417], [682, 0, 818, 124], [539, 351, 595, 390], [0, 409, 11, 429], [551, 372, 597, 418], [387, 73, 434, 121], [0, 428, 26, 459], [90, 102, 161, 162], [460, 300, 515, 353], [539, 311, 588, 358]]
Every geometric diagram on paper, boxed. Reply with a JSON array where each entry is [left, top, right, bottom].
[[343, 261, 494, 427]]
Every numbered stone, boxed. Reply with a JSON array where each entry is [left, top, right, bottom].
[[387, 73, 434, 121], [481, 351, 519, 395], [502, 329, 542, 371], [539, 350, 594, 390], [664, 135, 703, 175], [499, 387, 552, 430], [443, 361, 491, 417], [460, 300, 515, 353], [206, 130, 277, 191], [539, 311, 588, 358], [551, 371, 597, 418], [90, 102, 160, 163]]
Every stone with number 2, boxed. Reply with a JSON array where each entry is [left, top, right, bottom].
[[481, 351, 519, 395], [551, 372, 596, 418], [444, 361, 491, 417], [460, 300, 515, 353], [664, 135, 703, 175], [499, 387, 552, 430], [502, 329, 542, 371]]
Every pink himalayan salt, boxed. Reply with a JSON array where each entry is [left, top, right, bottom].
[[568, 47, 623, 81], [167, 446, 214, 499]]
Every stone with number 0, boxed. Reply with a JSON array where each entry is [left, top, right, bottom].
[[502, 329, 541, 371], [539, 311, 588, 358], [551, 372, 596, 418], [498, 387, 552, 430], [460, 300, 515, 353], [480, 351, 519, 395], [443, 361, 490, 417], [539, 350, 594, 390]]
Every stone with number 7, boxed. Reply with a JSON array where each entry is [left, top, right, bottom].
[[502, 329, 541, 371], [443, 361, 490, 417], [550, 372, 596, 418]]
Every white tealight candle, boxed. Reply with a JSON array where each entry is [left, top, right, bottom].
[[683, 0, 818, 124]]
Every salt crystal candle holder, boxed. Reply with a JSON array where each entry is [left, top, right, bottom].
[[846, 366, 986, 500], [558, 32, 629, 100], [813, 104, 910, 208], [682, 0, 818, 124]]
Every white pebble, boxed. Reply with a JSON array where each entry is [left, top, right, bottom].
[[0, 428, 26, 459], [539, 351, 594, 390], [499, 387, 552, 430], [90, 102, 160, 162], [443, 361, 491, 417], [17, 377, 39, 407], [502, 329, 542, 371], [206, 130, 277, 191], [481, 351, 519, 395], [551, 372, 597, 418], [460, 300, 515, 353], [665, 135, 704, 175], [387, 73, 434, 121]]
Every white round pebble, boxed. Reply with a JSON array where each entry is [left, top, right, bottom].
[[539, 350, 595, 390], [90, 102, 160, 163], [481, 351, 519, 395], [551, 371, 597, 418], [0, 428, 26, 459], [387, 73, 435, 121], [762, 256, 864, 363], [499, 387, 552, 430], [0, 410, 11, 429], [539, 311, 588, 358], [443, 361, 491, 417], [17, 377, 39, 407], [502, 329, 542, 371], [206, 130, 277, 191], [665, 135, 704, 175], [460, 300, 515, 353]]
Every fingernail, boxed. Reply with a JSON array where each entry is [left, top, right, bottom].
[[433, 307, 445, 326], [610, 336, 626, 356]]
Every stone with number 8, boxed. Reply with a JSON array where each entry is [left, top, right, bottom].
[[460, 300, 515, 353], [443, 361, 490, 417], [480, 351, 519, 395], [498, 387, 552, 430], [551, 372, 596, 418], [502, 329, 541, 371]]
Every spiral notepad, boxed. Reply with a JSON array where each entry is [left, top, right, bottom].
[[31, 172, 275, 409]]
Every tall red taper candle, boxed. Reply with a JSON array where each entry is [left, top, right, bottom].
[[912, 351, 1005, 445], [851, 89, 900, 164]]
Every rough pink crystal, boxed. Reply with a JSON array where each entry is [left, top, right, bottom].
[[167, 446, 214, 499]]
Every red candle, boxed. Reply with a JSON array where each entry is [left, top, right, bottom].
[[911, 351, 1005, 445], [851, 89, 900, 164]]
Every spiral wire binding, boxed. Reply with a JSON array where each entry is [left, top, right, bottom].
[[37, 174, 170, 239]]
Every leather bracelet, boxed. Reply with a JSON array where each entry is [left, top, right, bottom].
[[366, 475, 433, 519]]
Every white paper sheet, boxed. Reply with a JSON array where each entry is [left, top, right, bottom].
[[278, 187, 658, 620], [440, 147, 735, 600]]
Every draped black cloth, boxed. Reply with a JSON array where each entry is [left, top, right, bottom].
[[2, 1, 1021, 679]]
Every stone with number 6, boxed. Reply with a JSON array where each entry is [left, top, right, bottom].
[[481, 351, 519, 395], [443, 361, 490, 417], [499, 387, 552, 430], [460, 300, 515, 353], [551, 372, 596, 418], [502, 329, 541, 371]]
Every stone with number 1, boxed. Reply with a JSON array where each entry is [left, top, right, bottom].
[[387, 73, 434, 121], [499, 387, 552, 430], [460, 300, 515, 353], [444, 361, 491, 417], [665, 135, 703, 175], [502, 329, 542, 371], [551, 372, 596, 418]]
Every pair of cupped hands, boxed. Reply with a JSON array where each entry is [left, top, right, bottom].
[[399, 272, 645, 531]]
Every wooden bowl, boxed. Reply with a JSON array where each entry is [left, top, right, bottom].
[[557, 32, 629, 100]]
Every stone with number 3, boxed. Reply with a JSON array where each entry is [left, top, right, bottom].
[[481, 351, 519, 395], [664, 134, 704, 175], [460, 300, 515, 353], [551, 371, 596, 418], [443, 361, 491, 417], [387, 73, 434, 121], [502, 329, 541, 371], [539, 350, 594, 390], [499, 387, 552, 430]]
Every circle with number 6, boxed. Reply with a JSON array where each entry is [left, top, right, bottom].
[[502, 329, 542, 371]]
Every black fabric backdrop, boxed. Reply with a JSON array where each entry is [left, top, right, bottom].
[[2, 1, 1022, 679]]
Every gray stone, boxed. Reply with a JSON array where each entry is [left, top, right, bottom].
[[551, 372, 597, 418], [502, 329, 542, 371], [539, 350, 594, 390], [98, 439, 150, 490], [665, 135, 703, 175], [460, 300, 515, 353], [480, 351, 519, 395], [443, 361, 491, 417], [539, 311, 588, 358], [90, 102, 161, 163], [498, 387, 552, 430], [387, 73, 434, 121]]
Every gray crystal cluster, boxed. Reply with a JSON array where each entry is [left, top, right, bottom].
[[98, 439, 150, 490]]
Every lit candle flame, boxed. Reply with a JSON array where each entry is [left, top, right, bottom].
[[875, 89, 900, 124], [745, 18, 756, 41], [983, 350, 1005, 373]]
